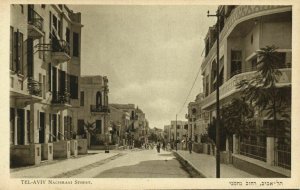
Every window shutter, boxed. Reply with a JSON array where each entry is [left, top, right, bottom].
[[48, 63, 51, 91], [13, 32, 18, 72]]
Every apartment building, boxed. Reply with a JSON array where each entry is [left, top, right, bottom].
[[201, 5, 291, 176], [75, 76, 110, 149], [186, 93, 209, 143], [10, 4, 83, 166], [168, 121, 188, 142]]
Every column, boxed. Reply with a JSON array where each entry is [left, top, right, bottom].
[[233, 134, 238, 154], [14, 108, 18, 145], [24, 109, 28, 145], [267, 137, 275, 165]]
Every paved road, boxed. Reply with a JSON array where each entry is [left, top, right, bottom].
[[74, 149, 191, 178]]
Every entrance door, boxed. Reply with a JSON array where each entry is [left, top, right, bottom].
[[10, 108, 15, 145], [17, 109, 25, 145], [39, 112, 45, 143], [52, 114, 57, 141]]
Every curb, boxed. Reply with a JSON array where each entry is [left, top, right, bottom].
[[173, 151, 207, 178]]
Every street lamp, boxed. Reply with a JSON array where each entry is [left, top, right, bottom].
[[207, 9, 222, 178]]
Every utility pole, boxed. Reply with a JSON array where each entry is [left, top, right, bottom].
[[207, 9, 221, 178], [175, 114, 177, 151]]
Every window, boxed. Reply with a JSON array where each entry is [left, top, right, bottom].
[[231, 50, 242, 77], [96, 91, 102, 107], [27, 37, 34, 77], [53, 15, 57, 30], [96, 120, 102, 134], [14, 31, 24, 75], [70, 75, 78, 99], [10, 26, 13, 71], [77, 119, 85, 136], [80, 91, 84, 106], [41, 4, 46, 9], [73, 32, 79, 57], [251, 34, 253, 44], [20, 5, 24, 14], [251, 58, 257, 71], [177, 125, 180, 129], [66, 28, 70, 44], [48, 63, 51, 91]]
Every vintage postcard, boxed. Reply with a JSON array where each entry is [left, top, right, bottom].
[[1, 0, 300, 189]]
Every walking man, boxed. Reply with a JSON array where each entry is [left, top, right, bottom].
[[188, 138, 193, 154]]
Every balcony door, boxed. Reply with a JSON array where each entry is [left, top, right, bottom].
[[39, 112, 45, 143], [27, 37, 34, 77]]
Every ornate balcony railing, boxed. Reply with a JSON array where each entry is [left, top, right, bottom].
[[28, 7, 44, 31], [27, 77, 42, 97], [201, 68, 291, 109], [90, 105, 110, 113], [51, 91, 70, 105], [51, 39, 70, 55], [202, 5, 291, 71]]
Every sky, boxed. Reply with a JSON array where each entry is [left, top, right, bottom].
[[69, 5, 217, 129]]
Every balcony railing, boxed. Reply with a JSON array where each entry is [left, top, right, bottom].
[[90, 105, 110, 113], [202, 5, 291, 71], [201, 68, 291, 109], [27, 78, 42, 97], [51, 39, 70, 55], [28, 7, 44, 31], [51, 91, 70, 105]]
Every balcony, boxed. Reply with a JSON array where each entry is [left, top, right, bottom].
[[28, 8, 44, 39], [201, 68, 291, 110], [90, 105, 110, 114], [10, 77, 42, 106], [202, 5, 291, 71], [51, 39, 71, 64], [51, 91, 71, 109]]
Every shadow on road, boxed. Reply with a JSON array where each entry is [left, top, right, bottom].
[[95, 158, 192, 178]]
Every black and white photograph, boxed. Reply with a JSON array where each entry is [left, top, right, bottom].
[[2, 0, 300, 189]]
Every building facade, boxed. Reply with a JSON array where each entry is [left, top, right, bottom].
[[75, 76, 110, 148], [10, 4, 83, 166], [186, 93, 209, 143], [109, 104, 149, 147], [201, 5, 291, 174]]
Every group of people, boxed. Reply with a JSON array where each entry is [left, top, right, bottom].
[[155, 138, 194, 154]]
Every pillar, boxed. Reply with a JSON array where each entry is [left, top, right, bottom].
[[233, 134, 238, 154], [267, 137, 275, 165]]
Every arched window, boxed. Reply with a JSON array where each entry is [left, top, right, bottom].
[[96, 91, 102, 107]]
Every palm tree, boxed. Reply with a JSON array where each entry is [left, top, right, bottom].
[[237, 45, 291, 143], [83, 121, 97, 148]]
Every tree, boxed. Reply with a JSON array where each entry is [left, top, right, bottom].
[[221, 98, 254, 136], [236, 45, 291, 140]]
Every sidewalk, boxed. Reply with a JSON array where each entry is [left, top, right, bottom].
[[10, 151, 119, 178], [174, 150, 257, 178]]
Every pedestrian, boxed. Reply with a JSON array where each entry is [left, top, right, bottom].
[[188, 138, 193, 154], [156, 142, 161, 153]]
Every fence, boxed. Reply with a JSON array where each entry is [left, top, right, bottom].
[[275, 143, 291, 169], [240, 139, 266, 162]]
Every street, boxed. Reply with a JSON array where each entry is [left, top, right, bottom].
[[11, 149, 199, 178]]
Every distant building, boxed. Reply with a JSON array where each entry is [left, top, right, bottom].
[[169, 121, 188, 142], [109, 104, 149, 147], [186, 93, 209, 143]]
